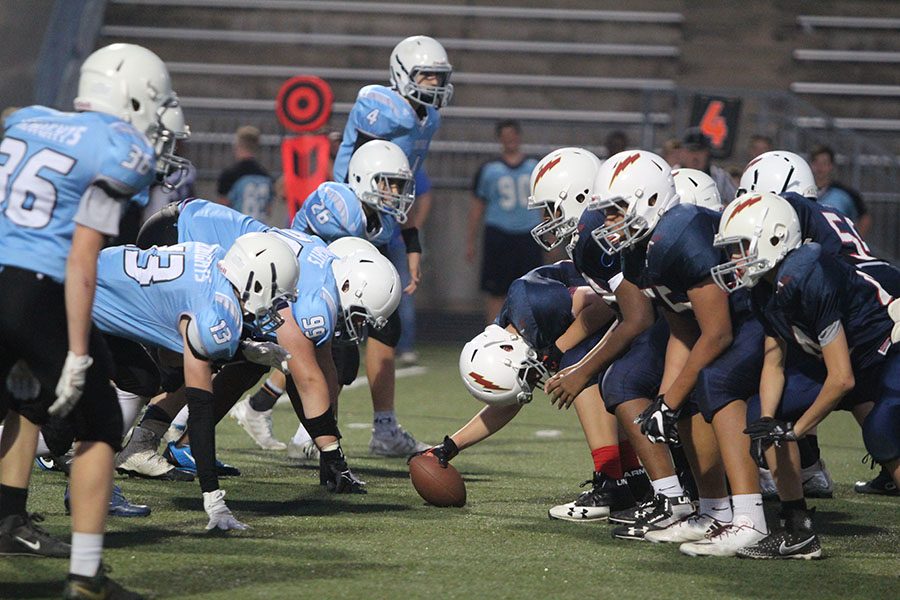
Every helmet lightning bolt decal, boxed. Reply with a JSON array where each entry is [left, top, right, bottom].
[[468, 372, 510, 391], [609, 152, 641, 186], [533, 156, 561, 188], [725, 194, 763, 227]]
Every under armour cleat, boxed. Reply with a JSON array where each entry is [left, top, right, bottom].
[[548, 472, 635, 522], [645, 513, 722, 543], [854, 466, 898, 496], [164, 442, 241, 477], [611, 494, 694, 540], [0, 513, 70, 558]]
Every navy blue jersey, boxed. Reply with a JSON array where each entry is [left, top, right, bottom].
[[783, 192, 881, 266], [495, 264, 577, 352], [622, 203, 750, 317], [751, 243, 895, 371], [571, 210, 624, 302]]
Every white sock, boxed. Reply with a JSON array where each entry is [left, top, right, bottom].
[[116, 388, 146, 438], [172, 405, 189, 430], [291, 423, 312, 445], [373, 410, 397, 435], [732, 493, 767, 533], [650, 475, 684, 498], [699, 497, 733, 523], [70, 532, 103, 578]]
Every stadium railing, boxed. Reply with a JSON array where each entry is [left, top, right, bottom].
[[793, 49, 900, 63], [797, 15, 900, 31], [790, 83, 900, 98]]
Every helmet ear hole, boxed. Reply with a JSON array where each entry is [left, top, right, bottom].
[[647, 193, 658, 207], [575, 193, 585, 203], [254, 281, 263, 293], [131, 98, 140, 111], [769, 236, 780, 246]]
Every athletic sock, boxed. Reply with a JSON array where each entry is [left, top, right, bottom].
[[373, 411, 398, 436], [650, 475, 684, 499], [69, 532, 103, 578], [732, 493, 768, 533], [249, 380, 284, 412], [699, 496, 733, 522], [591, 445, 623, 480], [618, 440, 641, 472], [0, 484, 28, 520]]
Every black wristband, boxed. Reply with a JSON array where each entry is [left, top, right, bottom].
[[401, 227, 422, 254]]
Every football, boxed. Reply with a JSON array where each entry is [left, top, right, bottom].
[[409, 453, 467, 507]]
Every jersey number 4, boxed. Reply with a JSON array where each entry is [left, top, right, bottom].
[[0, 137, 76, 228]]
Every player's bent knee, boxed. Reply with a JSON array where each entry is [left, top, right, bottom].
[[301, 406, 341, 439]]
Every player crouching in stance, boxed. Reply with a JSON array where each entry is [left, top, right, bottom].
[[92, 232, 299, 530], [419, 262, 646, 521], [711, 192, 900, 559]]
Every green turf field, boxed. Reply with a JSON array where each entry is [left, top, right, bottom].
[[2, 345, 898, 599]]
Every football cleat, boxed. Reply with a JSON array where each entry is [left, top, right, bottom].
[[548, 472, 635, 522], [34, 456, 57, 472], [287, 439, 320, 462], [320, 451, 367, 494], [117, 426, 194, 481], [801, 459, 833, 498], [645, 514, 721, 544], [368, 426, 429, 457], [854, 466, 899, 496], [624, 468, 652, 504], [64, 564, 144, 599], [0, 513, 71, 558], [230, 398, 287, 451], [163, 442, 241, 477], [65, 485, 151, 518], [679, 515, 767, 557], [737, 509, 822, 560], [610, 494, 694, 540]]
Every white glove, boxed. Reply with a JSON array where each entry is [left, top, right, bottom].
[[241, 340, 291, 373], [203, 489, 249, 531], [6, 361, 40, 401], [50, 352, 93, 417]]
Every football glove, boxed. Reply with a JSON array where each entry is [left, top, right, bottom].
[[49, 352, 93, 417], [202, 489, 249, 531], [320, 447, 367, 494], [635, 395, 682, 444], [743, 417, 797, 467], [539, 344, 564, 373], [240, 340, 291, 373], [409, 435, 459, 468]]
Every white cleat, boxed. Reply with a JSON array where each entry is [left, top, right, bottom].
[[116, 427, 193, 481], [230, 399, 287, 451], [368, 427, 429, 457], [679, 516, 767, 557], [287, 439, 320, 462], [801, 459, 834, 498], [646, 514, 720, 543]]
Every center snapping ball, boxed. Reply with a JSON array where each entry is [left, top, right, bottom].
[[409, 453, 466, 507]]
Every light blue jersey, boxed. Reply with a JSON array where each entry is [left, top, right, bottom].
[[291, 182, 366, 241], [333, 85, 440, 182], [93, 242, 242, 361], [0, 106, 155, 282], [178, 200, 339, 346], [473, 157, 541, 233]]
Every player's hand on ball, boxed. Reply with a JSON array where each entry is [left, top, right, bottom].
[[203, 489, 249, 531], [409, 435, 459, 468], [635, 395, 681, 444], [50, 352, 93, 417]]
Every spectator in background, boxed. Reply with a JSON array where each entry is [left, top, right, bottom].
[[748, 134, 773, 160], [466, 120, 541, 325], [810, 144, 872, 236], [217, 125, 274, 223], [661, 137, 683, 167], [681, 127, 736, 200], [605, 130, 630, 157]]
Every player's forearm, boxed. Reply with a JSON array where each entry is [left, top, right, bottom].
[[410, 191, 432, 229], [451, 403, 522, 450], [758, 363, 786, 419], [794, 374, 853, 436], [64, 225, 105, 356]]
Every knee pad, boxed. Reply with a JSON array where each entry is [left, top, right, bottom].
[[300, 405, 341, 439]]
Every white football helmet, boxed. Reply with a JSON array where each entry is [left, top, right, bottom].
[[589, 150, 679, 255], [328, 239, 401, 343], [390, 35, 453, 109], [737, 150, 818, 200], [528, 147, 602, 252], [710, 192, 802, 292], [459, 325, 551, 406], [347, 140, 415, 224], [150, 103, 192, 185], [74, 43, 179, 140], [218, 232, 300, 336], [672, 168, 722, 211]]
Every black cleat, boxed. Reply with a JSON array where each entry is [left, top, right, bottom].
[[548, 472, 635, 522], [0, 513, 71, 558], [624, 468, 652, 504], [610, 493, 694, 540], [854, 466, 899, 496], [64, 564, 144, 599], [737, 509, 823, 560], [320, 449, 367, 494]]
